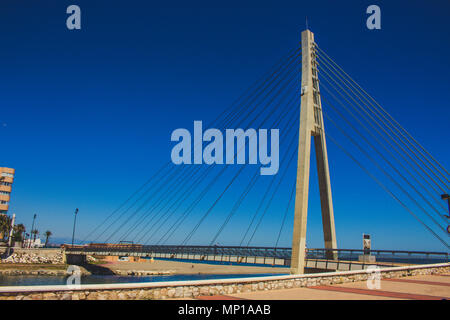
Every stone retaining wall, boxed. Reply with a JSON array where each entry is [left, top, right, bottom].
[[0, 269, 70, 276], [0, 266, 171, 277], [113, 270, 175, 276], [1, 249, 63, 264], [4, 248, 62, 257], [0, 263, 448, 300]]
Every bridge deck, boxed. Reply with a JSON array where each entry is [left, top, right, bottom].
[[65, 246, 449, 270]]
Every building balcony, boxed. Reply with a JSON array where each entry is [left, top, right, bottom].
[[0, 175, 14, 182], [0, 185, 12, 192]]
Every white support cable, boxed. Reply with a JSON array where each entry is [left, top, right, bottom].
[[323, 109, 448, 233], [142, 84, 300, 245], [209, 94, 300, 246], [83, 46, 302, 244], [157, 71, 302, 245], [316, 45, 450, 183], [317, 62, 447, 195], [316, 52, 449, 191], [246, 133, 299, 247], [274, 180, 296, 248], [319, 76, 447, 213], [127, 54, 304, 244], [326, 133, 450, 250], [181, 91, 301, 246], [105, 51, 303, 243], [321, 89, 448, 216]]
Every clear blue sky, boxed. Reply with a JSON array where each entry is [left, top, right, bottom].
[[0, 0, 449, 251]]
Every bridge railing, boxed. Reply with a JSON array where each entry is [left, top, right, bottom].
[[66, 245, 292, 259], [306, 248, 449, 266], [65, 245, 449, 267]]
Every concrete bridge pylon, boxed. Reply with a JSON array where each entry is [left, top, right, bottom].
[[291, 29, 338, 274]]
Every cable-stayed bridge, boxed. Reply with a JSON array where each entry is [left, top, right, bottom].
[[68, 29, 450, 274]]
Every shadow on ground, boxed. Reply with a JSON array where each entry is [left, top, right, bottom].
[[80, 263, 115, 275]]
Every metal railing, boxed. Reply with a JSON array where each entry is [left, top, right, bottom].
[[66, 244, 292, 259], [65, 245, 449, 267], [306, 248, 449, 265]]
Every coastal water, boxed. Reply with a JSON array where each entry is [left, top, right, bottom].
[[0, 273, 287, 287]]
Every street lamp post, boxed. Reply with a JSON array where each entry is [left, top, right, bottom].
[[71, 208, 79, 248], [29, 214, 36, 248]]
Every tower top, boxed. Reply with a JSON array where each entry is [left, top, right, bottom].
[[301, 29, 315, 43]]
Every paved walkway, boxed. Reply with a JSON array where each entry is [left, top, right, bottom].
[[196, 274, 450, 300]]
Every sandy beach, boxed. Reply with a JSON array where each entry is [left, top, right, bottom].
[[100, 259, 290, 275]]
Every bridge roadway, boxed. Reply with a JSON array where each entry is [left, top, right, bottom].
[[64, 245, 449, 271], [67, 245, 292, 266]]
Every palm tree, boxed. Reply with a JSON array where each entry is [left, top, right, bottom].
[[44, 230, 52, 247], [0, 214, 12, 241], [31, 229, 39, 242], [24, 233, 30, 248], [13, 223, 26, 242]]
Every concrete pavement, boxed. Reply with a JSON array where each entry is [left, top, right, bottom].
[[196, 274, 450, 300]]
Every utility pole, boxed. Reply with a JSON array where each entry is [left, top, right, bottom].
[[29, 214, 36, 248], [291, 29, 337, 274], [71, 208, 79, 248]]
